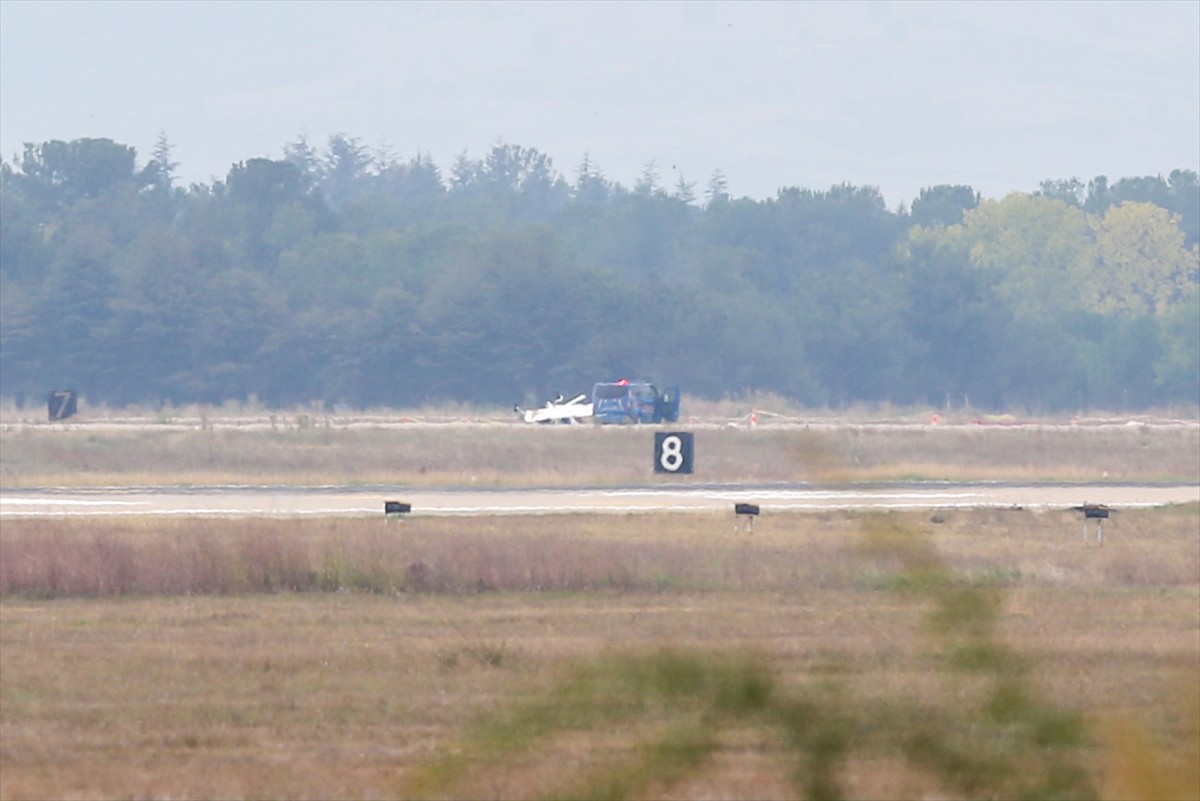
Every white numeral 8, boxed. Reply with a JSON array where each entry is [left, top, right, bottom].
[[659, 435, 684, 471]]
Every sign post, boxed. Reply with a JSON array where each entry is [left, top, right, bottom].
[[1073, 504, 1111, 546]]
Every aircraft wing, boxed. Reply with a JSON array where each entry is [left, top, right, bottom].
[[519, 394, 593, 424]]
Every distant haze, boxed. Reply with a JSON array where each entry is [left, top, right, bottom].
[[2, 0, 1197, 207]]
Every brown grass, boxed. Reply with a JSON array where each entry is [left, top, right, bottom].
[[3, 507, 1196, 599], [1, 507, 1197, 800], [2, 421, 1197, 487]]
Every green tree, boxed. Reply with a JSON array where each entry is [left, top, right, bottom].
[[1167, 169, 1200, 247], [186, 268, 282, 402], [320, 133, 373, 209], [961, 194, 1093, 322], [673, 173, 697, 205], [224, 158, 329, 267], [1087, 202, 1199, 317], [105, 225, 206, 404], [960, 195, 1100, 407], [800, 260, 917, 405], [227, 157, 309, 210], [145, 132, 179, 192], [282, 135, 322, 184], [635, 160, 663, 197], [0, 277, 40, 399], [1036, 177, 1086, 207], [0, 160, 55, 285], [1154, 285, 1200, 402], [10, 138, 144, 211], [899, 225, 1011, 406], [1079, 170, 1199, 246], [705, 169, 729, 207], [386, 151, 444, 198], [414, 228, 603, 403], [29, 223, 119, 394], [911, 184, 981, 227], [572, 154, 612, 205]]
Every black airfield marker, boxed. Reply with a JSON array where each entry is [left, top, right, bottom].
[[1073, 503, 1112, 546], [654, 431, 694, 474], [47, 390, 78, 421], [734, 502, 760, 534]]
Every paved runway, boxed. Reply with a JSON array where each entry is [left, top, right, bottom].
[[1, 483, 1195, 518]]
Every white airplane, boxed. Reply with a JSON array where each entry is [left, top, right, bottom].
[[515, 393, 594, 424]]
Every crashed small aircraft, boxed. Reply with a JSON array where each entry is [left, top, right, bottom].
[[516, 392, 593, 424], [516, 380, 681, 425]]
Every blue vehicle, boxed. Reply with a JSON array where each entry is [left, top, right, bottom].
[[591, 379, 681, 425]]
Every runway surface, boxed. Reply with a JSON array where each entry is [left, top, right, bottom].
[[1, 483, 1195, 518]]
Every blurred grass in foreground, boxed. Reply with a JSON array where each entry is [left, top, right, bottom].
[[1, 509, 1196, 800], [402, 515, 1195, 800]]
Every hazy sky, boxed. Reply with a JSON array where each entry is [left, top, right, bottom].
[[2, 0, 1197, 207]]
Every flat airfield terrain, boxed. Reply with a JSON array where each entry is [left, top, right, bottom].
[[1, 482, 1196, 519], [1, 410, 1197, 800], [2, 408, 1198, 488]]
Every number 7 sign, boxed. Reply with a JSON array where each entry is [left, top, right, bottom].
[[48, 389, 78, 421], [654, 432, 694, 474]]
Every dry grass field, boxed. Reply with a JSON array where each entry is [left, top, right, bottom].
[[1, 507, 1197, 800], [2, 415, 1198, 487], [2, 411, 1197, 799]]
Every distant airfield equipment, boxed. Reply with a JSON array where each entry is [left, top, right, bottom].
[[516, 380, 680, 425], [47, 389, 78, 421], [592, 379, 680, 425], [1072, 503, 1112, 546]]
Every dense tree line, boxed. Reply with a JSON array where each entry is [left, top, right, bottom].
[[1, 135, 1197, 412]]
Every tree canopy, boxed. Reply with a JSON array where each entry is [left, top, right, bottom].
[[2, 136, 1197, 412]]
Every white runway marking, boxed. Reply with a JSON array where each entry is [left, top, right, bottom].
[[1, 484, 1195, 518]]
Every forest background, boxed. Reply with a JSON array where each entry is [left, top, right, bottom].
[[1, 135, 1197, 413]]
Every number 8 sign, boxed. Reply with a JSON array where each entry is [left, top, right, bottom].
[[654, 432, 694, 474]]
